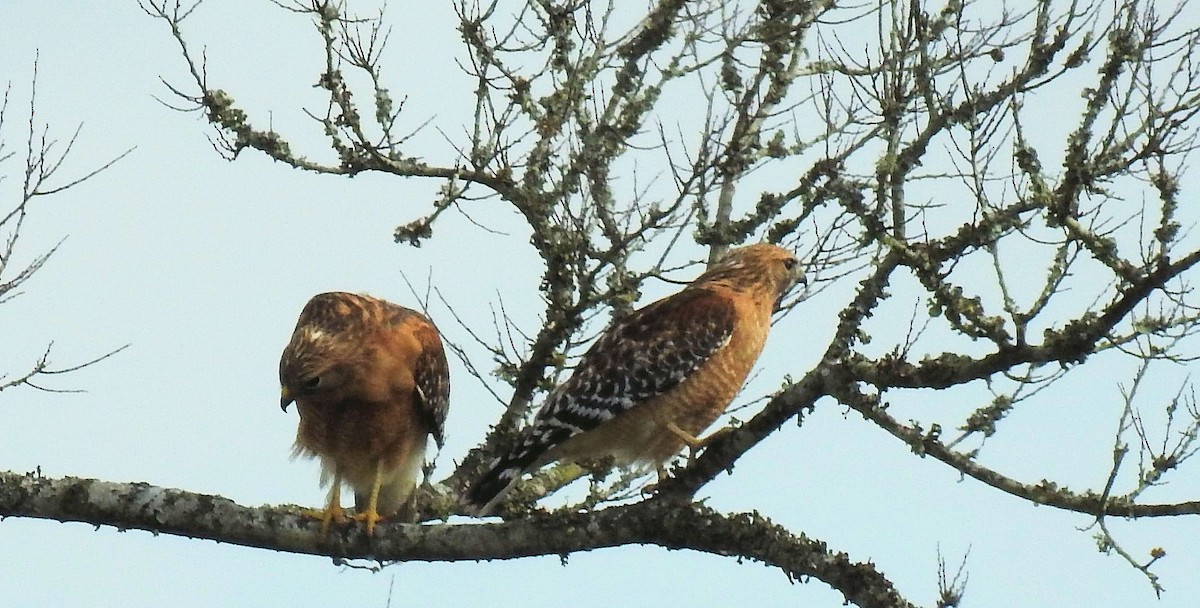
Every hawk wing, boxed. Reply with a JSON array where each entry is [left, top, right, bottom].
[[411, 321, 450, 449], [384, 305, 450, 449], [532, 287, 736, 439]]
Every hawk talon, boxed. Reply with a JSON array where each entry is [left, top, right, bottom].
[[302, 477, 349, 538], [641, 464, 670, 496], [295, 505, 349, 537], [689, 426, 735, 465], [351, 508, 385, 537], [305, 504, 348, 537]]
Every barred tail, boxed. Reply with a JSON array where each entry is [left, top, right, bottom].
[[460, 457, 527, 516], [461, 427, 571, 515], [458, 453, 535, 513]]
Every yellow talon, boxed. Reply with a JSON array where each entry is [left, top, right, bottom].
[[354, 461, 387, 537], [352, 507, 384, 536], [301, 473, 348, 538]]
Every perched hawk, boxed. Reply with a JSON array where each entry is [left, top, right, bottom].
[[279, 292, 449, 536], [463, 243, 804, 514]]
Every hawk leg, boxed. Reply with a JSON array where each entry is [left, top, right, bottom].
[[301, 471, 348, 538], [643, 419, 732, 496], [352, 460, 386, 536], [662, 419, 732, 466]]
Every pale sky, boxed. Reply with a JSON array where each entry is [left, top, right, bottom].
[[2, 2, 1198, 607]]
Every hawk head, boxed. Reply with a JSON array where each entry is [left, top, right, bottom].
[[279, 293, 372, 412], [694, 243, 807, 307]]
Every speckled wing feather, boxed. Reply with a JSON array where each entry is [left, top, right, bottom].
[[410, 321, 450, 449], [464, 287, 737, 511]]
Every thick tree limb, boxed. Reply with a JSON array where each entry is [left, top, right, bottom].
[[0, 470, 915, 608]]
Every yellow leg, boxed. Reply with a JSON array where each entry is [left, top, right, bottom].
[[321, 480, 346, 536], [663, 419, 732, 465], [301, 471, 347, 538], [663, 419, 701, 447], [642, 419, 731, 496], [352, 461, 385, 536]]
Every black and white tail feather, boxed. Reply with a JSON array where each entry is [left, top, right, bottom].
[[460, 423, 574, 515]]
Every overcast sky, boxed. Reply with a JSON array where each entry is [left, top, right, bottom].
[[2, 2, 1199, 607]]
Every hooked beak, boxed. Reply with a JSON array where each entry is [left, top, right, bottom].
[[280, 386, 294, 412], [775, 272, 807, 311]]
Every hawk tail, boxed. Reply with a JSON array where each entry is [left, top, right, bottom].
[[461, 433, 562, 515]]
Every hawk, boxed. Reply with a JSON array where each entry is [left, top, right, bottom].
[[279, 292, 449, 536], [462, 243, 805, 514]]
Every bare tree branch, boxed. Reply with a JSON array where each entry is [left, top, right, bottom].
[[7, 0, 1200, 604], [0, 55, 132, 395]]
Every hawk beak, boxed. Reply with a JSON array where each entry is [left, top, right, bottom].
[[775, 272, 807, 311], [280, 386, 294, 412]]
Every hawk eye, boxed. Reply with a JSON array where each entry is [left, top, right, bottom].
[[782, 258, 798, 270], [303, 376, 322, 390]]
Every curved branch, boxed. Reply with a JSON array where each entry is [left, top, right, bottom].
[[828, 372, 1200, 518], [0, 471, 915, 608]]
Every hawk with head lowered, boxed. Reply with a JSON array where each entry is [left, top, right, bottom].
[[279, 292, 449, 536], [462, 243, 804, 515]]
